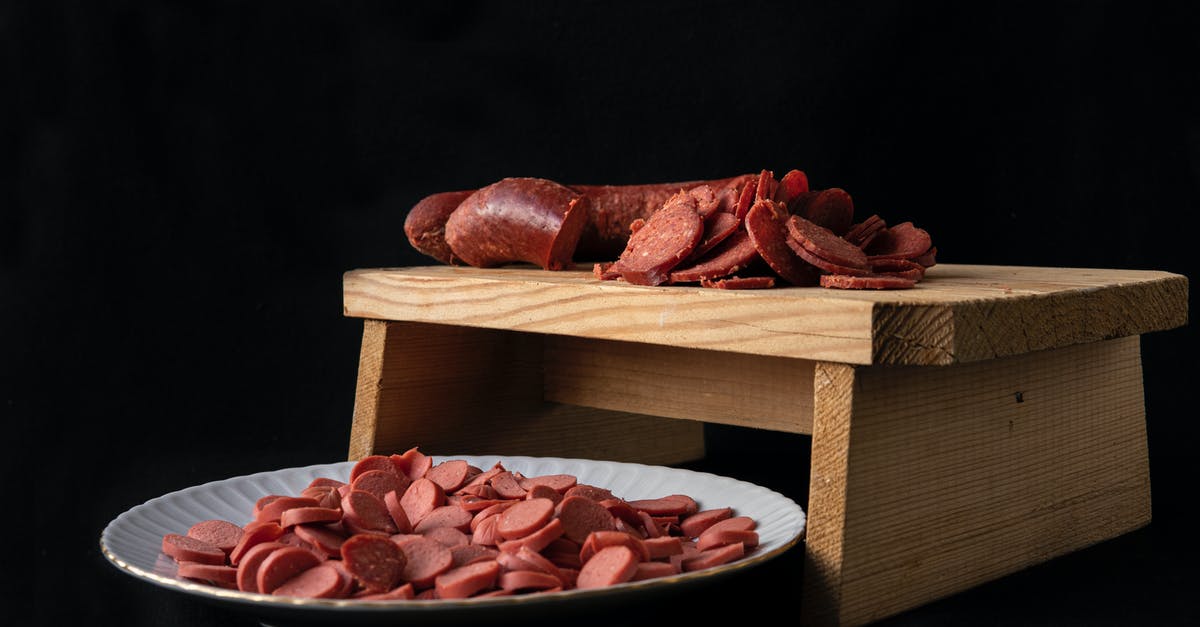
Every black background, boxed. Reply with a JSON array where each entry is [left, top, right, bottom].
[[7, 1, 1198, 625]]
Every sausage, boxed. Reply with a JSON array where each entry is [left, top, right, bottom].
[[341, 533, 407, 592], [399, 478, 446, 528], [556, 496, 617, 544], [495, 498, 555, 540], [563, 484, 615, 502], [679, 508, 734, 538], [342, 490, 400, 534], [234, 541, 287, 593], [186, 520, 243, 555], [688, 211, 741, 261], [434, 560, 501, 599], [699, 276, 776, 289], [229, 521, 285, 566], [421, 526, 470, 548], [495, 517, 564, 554], [299, 485, 342, 510], [695, 528, 760, 552], [787, 240, 871, 276], [843, 214, 886, 248], [450, 544, 500, 568], [489, 471, 527, 499], [774, 169, 810, 209], [177, 562, 238, 588], [382, 490, 414, 534], [390, 446, 433, 482], [642, 536, 684, 559], [350, 455, 401, 482], [864, 221, 934, 260], [161, 534, 226, 565], [785, 215, 870, 270], [402, 190, 476, 265], [513, 545, 566, 584], [631, 561, 676, 581], [499, 570, 562, 592], [745, 199, 821, 286], [255, 496, 321, 524], [279, 506, 344, 528], [820, 273, 917, 289], [870, 258, 926, 281], [517, 474, 578, 494], [610, 189, 705, 286], [351, 468, 411, 502], [413, 505, 473, 534], [470, 513, 501, 546], [256, 546, 323, 595], [913, 245, 938, 268], [444, 178, 590, 270], [425, 460, 472, 493], [579, 530, 650, 564], [293, 524, 348, 555], [575, 545, 639, 589], [394, 535, 454, 589], [272, 562, 344, 599], [681, 541, 745, 572], [356, 582, 416, 600], [668, 230, 759, 283], [799, 188, 855, 236], [626, 497, 693, 516]]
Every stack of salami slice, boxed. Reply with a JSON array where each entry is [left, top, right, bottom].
[[597, 169, 936, 289]]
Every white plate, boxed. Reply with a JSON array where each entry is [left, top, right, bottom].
[[100, 454, 805, 621]]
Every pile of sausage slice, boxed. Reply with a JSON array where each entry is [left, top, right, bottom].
[[598, 169, 937, 289], [161, 449, 760, 600]]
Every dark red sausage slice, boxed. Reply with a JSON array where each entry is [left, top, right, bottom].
[[341, 533, 408, 592], [820, 273, 917, 289], [870, 257, 926, 281], [774, 169, 810, 209], [785, 215, 870, 269], [445, 178, 590, 271], [293, 524, 348, 555], [186, 520, 243, 555], [272, 563, 344, 599], [700, 275, 776, 289], [913, 245, 938, 268], [801, 188, 855, 236], [669, 230, 760, 283], [745, 199, 820, 286], [403, 190, 476, 265], [575, 545, 639, 589], [688, 211, 741, 262], [256, 546, 323, 595], [613, 191, 705, 286], [161, 534, 226, 565], [864, 221, 933, 260], [435, 560, 501, 599], [787, 240, 872, 276]]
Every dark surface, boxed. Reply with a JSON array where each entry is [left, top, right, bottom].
[[6, 1, 1197, 625]]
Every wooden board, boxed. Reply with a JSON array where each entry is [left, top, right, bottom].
[[343, 264, 1187, 366], [802, 336, 1151, 625]]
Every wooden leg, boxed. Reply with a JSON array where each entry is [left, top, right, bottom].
[[348, 320, 706, 464], [802, 336, 1151, 626]]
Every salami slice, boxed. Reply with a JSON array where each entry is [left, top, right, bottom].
[[801, 188, 855, 236], [864, 221, 933, 260], [843, 214, 886, 248], [913, 245, 938, 268], [820, 274, 917, 290], [870, 257, 926, 281], [786, 240, 872, 277], [669, 230, 760, 283], [785, 215, 870, 270], [688, 212, 740, 261], [773, 169, 809, 209], [699, 276, 776, 290], [613, 191, 705, 286], [744, 200, 820, 286]]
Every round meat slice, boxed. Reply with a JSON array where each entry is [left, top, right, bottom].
[[669, 230, 760, 283], [870, 257, 926, 281], [425, 460, 472, 493], [688, 211, 740, 261], [787, 239, 872, 276], [699, 276, 775, 289], [161, 534, 225, 565], [395, 536, 455, 589], [495, 498, 555, 541], [557, 496, 617, 544], [186, 520, 243, 554], [774, 169, 810, 208], [785, 215, 869, 270], [614, 192, 705, 286], [801, 188, 855, 235], [272, 563, 345, 599], [256, 546, 323, 595], [341, 533, 407, 592], [575, 545, 639, 589], [435, 560, 501, 599], [864, 221, 933, 260], [820, 274, 917, 290], [177, 562, 238, 588], [744, 199, 821, 286]]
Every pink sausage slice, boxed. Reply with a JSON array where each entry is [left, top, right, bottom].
[[235, 541, 287, 592], [272, 563, 344, 599], [351, 469, 411, 503], [575, 545, 639, 589], [293, 524, 347, 555], [495, 498, 555, 540], [341, 533, 407, 592], [342, 490, 399, 534], [186, 520, 243, 554], [450, 544, 500, 568], [279, 507, 342, 528], [161, 534, 226, 565], [400, 478, 446, 527], [425, 460, 472, 493], [177, 562, 238, 587], [682, 542, 745, 572], [517, 474, 578, 494], [679, 507, 734, 538], [471, 514, 501, 546], [434, 560, 501, 599], [642, 536, 684, 559], [412, 505, 473, 534], [496, 517, 564, 554], [499, 570, 562, 592], [422, 526, 470, 548], [350, 455, 400, 482], [356, 582, 416, 601], [256, 546, 322, 595], [382, 490, 414, 534], [557, 496, 617, 544], [631, 561, 677, 582], [695, 529, 759, 552], [580, 530, 650, 564], [489, 471, 527, 499], [394, 535, 454, 589], [255, 496, 321, 524]]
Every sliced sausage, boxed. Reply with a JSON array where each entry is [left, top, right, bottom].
[[425, 460, 472, 493], [256, 546, 323, 595], [351, 469, 411, 503], [228, 521, 285, 566], [356, 582, 415, 601], [422, 526, 470, 548], [255, 496, 321, 524], [342, 490, 399, 534], [669, 229, 761, 283], [235, 541, 287, 593], [161, 534, 226, 565], [864, 221, 934, 260], [177, 562, 238, 588], [495, 517, 564, 554], [575, 545, 639, 589], [450, 544, 500, 568], [612, 190, 705, 286], [399, 478, 446, 528], [382, 490, 414, 534], [800, 188, 855, 235], [272, 562, 345, 599], [350, 455, 400, 482], [642, 536, 684, 559], [820, 273, 917, 289], [700, 275, 776, 289], [412, 505, 473, 534], [681, 542, 745, 572], [280, 507, 343, 528], [679, 508, 734, 538], [499, 570, 562, 592], [745, 199, 820, 286], [517, 474, 578, 494], [434, 560, 501, 599], [785, 214, 870, 269], [341, 533, 407, 592], [557, 496, 618, 544], [293, 524, 348, 555], [394, 536, 454, 589], [695, 528, 760, 552], [495, 498, 555, 540], [631, 561, 677, 581]]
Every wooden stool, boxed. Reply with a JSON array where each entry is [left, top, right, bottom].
[[342, 264, 1186, 625]]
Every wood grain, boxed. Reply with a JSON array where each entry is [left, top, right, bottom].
[[343, 264, 1187, 365], [348, 321, 705, 465], [801, 336, 1151, 626], [544, 336, 815, 433]]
